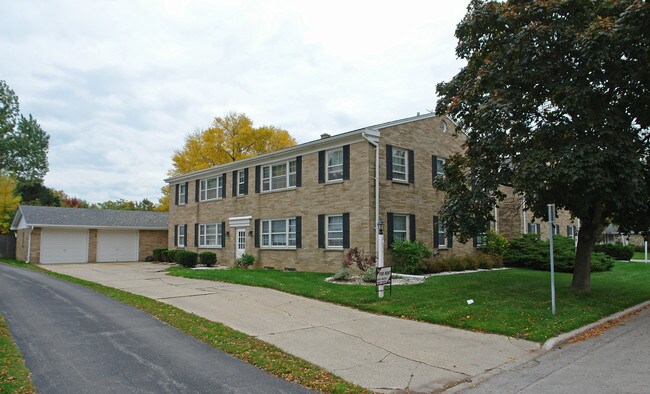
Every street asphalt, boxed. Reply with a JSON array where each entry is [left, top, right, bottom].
[[0, 263, 312, 394], [40, 262, 541, 392], [454, 306, 650, 393]]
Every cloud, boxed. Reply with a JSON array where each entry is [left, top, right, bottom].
[[0, 0, 469, 203]]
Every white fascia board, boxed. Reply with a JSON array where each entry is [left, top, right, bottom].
[[29, 224, 168, 231], [165, 130, 368, 184], [9, 207, 25, 230]]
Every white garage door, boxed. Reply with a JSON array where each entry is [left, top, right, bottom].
[[96, 230, 139, 262], [40, 229, 89, 264]]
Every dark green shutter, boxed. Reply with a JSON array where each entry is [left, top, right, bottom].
[[254, 219, 260, 247], [386, 145, 393, 180], [174, 225, 178, 246], [432, 156, 438, 187], [447, 230, 453, 248], [408, 149, 415, 184], [194, 223, 199, 247], [174, 184, 179, 205], [295, 156, 302, 187], [232, 170, 237, 196], [409, 214, 416, 242], [243, 168, 249, 194], [433, 216, 439, 248], [184, 182, 188, 204], [220, 174, 226, 198], [195, 180, 200, 202], [318, 214, 325, 248], [295, 216, 302, 248], [342, 213, 350, 248], [220, 222, 226, 247], [343, 145, 350, 180], [318, 150, 325, 183], [536, 224, 541, 240], [255, 166, 261, 193]]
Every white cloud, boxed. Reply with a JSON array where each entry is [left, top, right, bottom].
[[0, 0, 469, 203]]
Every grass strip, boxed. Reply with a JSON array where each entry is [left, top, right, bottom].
[[0, 313, 36, 394], [167, 262, 650, 343], [0, 259, 368, 394], [632, 252, 648, 260]]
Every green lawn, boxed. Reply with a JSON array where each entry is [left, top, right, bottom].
[[168, 262, 650, 343], [0, 260, 367, 394], [633, 251, 648, 260], [0, 314, 35, 394]]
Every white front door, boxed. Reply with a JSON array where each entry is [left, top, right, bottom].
[[236, 228, 246, 259]]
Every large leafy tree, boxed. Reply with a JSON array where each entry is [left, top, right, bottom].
[[435, 0, 649, 291], [0, 175, 21, 234], [0, 81, 50, 180], [170, 111, 297, 176]]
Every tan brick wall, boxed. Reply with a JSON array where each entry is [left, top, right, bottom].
[[30, 228, 41, 263], [15, 229, 28, 261], [379, 116, 474, 263], [88, 229, 97, 262], [139, 230, 168, 261], [169, 140, 374, 272]]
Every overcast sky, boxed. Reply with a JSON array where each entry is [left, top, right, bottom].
[[1, 0, 469, 204]]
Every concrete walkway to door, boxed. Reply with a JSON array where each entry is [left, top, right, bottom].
[[42, 263, 540, 393]]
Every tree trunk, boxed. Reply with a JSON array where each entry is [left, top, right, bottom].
[[572, 206, 604, 291]]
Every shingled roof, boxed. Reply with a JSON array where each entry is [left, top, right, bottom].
[[11, 205, 168, 230]]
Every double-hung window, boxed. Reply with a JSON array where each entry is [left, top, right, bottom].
[[261, 218, 297, 248], [178, 184, 187, 205], [437, 221, 448, 248], [392, 147, 407, 181], [393, 214, 408, 242], [176, 224, 186, 247], [436, 157, 446, 177], [326, 215, 343, 248], [262, 160, 296, 192], [200, 177, 222, 201], [199, 224, 221, 247], [327, 149, 344, 182], [237, 170, 246, 196]]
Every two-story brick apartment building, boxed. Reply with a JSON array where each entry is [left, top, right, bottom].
[[166, 113, 579, 272], [166, 113, 481, 272]]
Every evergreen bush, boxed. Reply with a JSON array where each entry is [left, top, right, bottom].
[[199, 252, 217, 267]]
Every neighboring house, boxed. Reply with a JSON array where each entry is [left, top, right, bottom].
[[166, 113, 476, 272], [10, 205, 168, 264], [600, 224, 645, 246]]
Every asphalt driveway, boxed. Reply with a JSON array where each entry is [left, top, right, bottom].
[[0, 263, 312, 394], [41, 262, 541, 393]]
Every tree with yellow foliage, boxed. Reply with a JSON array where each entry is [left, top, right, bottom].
[[169, 112, 296, 176], [0, 174, 21, 234], [156, 112, 297, 210]]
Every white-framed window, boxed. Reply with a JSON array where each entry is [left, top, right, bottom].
[[327, 148, 344, 182], [177, 224, 186, 246], [553, 224, 561, 235], [393, 214, 408, 242], [261, 218, 297, 248], [527, 223, 537, 234], [568, 225, 578, 239], [179, 184, 187, 205], [392, 147, 407, 181], [437, 221, 448, 248], [261, 160, 296, 192], [199, 223, 222, 247], [237, 170, 246, 196], [200, 177, 222, 201], [326, 215, 343, 248], [436, 157, 446, 177]]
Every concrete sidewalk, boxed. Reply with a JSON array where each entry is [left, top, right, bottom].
[[42, 263, 540, 393]]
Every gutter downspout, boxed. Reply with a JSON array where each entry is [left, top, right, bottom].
[[26, 226, 34, 264], [362, 129, 381, 255]]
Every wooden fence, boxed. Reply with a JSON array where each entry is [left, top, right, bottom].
[[0, 234, 16, 259]]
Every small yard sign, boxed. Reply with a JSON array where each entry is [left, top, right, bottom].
[[376, 266, 392, 287]]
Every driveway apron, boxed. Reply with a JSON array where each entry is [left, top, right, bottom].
[[42, 262, 541, 393], [0, 263, 312, 394]]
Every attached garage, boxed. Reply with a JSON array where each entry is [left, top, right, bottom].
[[40, 228, 89, 264], [11, 205, 168, 264], [96, 230, 139, 262]]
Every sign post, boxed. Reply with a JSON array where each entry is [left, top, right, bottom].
[[376, 266, 392, 296], [548, 204, 556, 316]]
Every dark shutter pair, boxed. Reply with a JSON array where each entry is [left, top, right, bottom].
[[317, 213, 349, 248], [386, 213, 416, 249], [254, 217, 302, 248], [231, 169, 249, 196], [318, 146, 350, 183], [385, 145, 414, 183], [433, 216, 453, 248]]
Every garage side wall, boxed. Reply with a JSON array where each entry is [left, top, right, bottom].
[[15, 229, 28, 262], [139, 230, 168, 261], [29, 228, 41, 263]]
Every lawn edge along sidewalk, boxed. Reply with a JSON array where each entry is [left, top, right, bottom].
[[0, 260, 368, 394]]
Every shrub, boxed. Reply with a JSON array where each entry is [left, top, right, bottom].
[[176, 250, 198, 268], [481, 231, 509, 257], [362, 265, 377, 282], [343, 247, 376, 272], [235, 253, 255, 269], [504, 234, 613, 272], [593, 243, 635, 261], [166, 249, 182, 263], [199, 252, 217, 267], [391, 240, 432, 274], [332, 267, 350, 281], [152, 248, 167, 261], [160, 249, 170, 262]]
